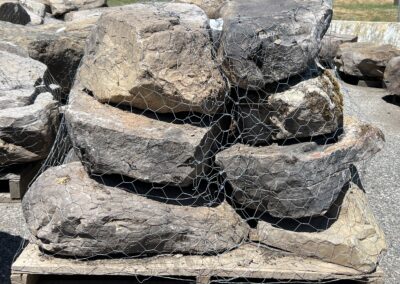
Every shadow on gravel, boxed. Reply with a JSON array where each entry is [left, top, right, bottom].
[[383, 95, 400, 107], [0, 232, 25, 284]]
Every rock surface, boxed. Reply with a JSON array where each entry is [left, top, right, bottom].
[[384, 56, 400, 96], [254, 183, 387, 273], [22, 162, 249, 257], [0, 93, 58, 165], [0, 1, 30, 25], [218, 0, 332, 89], [177, 0, 224, 18], [236, 71, 343, 145], [335, 42, 400, 80], [319, 33, 358, 64], [47, 0, 106, 16], [0, 40, 29, 57], [0, 18, 95, 94], [77, 3, 226, 114], [65, 87, 229, 187], [216, 117, 384, 218]]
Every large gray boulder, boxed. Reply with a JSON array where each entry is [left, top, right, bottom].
[[236, 71, 343, 145], [335, 42, 400, 80], [22, 162, 250, 258], [215, 117, 384, 218], [0, 93, 58, 165], [0, 18, 95, 95], [77, 3, 226, 114], [319, 33, 358, 64], [218, 0, 332, 90], [65, 87, 230, 187], [253, 184, 387, 273], [384, 56, 400, 96]]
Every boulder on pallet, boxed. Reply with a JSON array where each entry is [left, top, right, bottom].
[[384, 56, 400, 96], [215, 117, 384, 218], [319, 33, 358, 64], [217, 0, 332, 90], [65, 87, 230, 187], [335, 42, 400, 80], [235, 70, 343, 145], [253, 183, 387, 273], [77, 3, 227, 114], [22, 162, 250, 257]]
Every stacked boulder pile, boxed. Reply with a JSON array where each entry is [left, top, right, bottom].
[[22, 0, 387, 278], [0, 41, 58, 194]]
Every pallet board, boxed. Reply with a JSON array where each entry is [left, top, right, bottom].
[[11, 243, 384, 284]]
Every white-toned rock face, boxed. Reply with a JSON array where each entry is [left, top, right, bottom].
[[47, 0, 106, 16], [76, 3, 227, 115]]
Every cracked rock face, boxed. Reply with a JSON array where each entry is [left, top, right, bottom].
[[216, 117, 384, 218], [0, 51, 58, 165], [335, 42, 400, 80], [22, 162, 250, 258], [65, 87, 230, 187], [76, 3, 227, 114], [254, 183, 387, 273], [218, 0, 332, 90], [235, 71, 343, 145]]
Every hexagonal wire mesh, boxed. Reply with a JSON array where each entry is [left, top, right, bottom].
[[0, 0, 387, 283]]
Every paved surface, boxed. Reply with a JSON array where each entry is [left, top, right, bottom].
[[0, 83, 398, 284]]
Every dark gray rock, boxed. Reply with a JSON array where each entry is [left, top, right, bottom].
[[384, 56, 400, 96], [218, 0, 332, 90], [65, 87, 230, 187], [319, 34, 358, 64], [236, 71, 343, 145], [0, 1, 30, 25], [216, 117, 384, 218], [335, 42, 400, 80], [22, 162, 250, 258]]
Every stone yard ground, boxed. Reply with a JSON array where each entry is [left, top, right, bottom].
[[0, 82, 399, 283]]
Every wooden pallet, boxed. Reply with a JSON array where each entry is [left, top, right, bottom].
[[0, 162, 42, 203], [11, 243, 384, 284]]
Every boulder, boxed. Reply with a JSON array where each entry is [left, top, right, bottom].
[[0, 40, 28, 57], [319, 34, 358, 64], [215, 117, 384, 218], [0, 50, 47, 109], [76, 3, 226, 114], [384, 56, 400, 95], [253, 183, 387, 273], [0, 18, 95, 95], [235, 70, 343, 145], [335, 42, 400, 80], [22, 162, 250, 257], [47, 0, 106, 16], [0, 1, 30, 25], [0, 93, 58, 165], [177, 0, 225, 18], [218, 0, 332, 90], [65, 87, 230, 187]]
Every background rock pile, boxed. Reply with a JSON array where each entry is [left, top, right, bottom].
[[11, 0, 387, 277]]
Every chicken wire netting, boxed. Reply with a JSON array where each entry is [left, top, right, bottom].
[[0, 0, 388, 283]]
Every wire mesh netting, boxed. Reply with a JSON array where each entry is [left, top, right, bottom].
[[0, 0, 390, 283]]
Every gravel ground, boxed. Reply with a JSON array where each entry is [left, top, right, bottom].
[[0, 83, 398, 284]]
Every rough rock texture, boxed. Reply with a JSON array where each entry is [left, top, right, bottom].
[[215, 117, 384, 218], [22, 162, 250, 257], [47, 0, 106, 16], [0, 18, 95, 95], [177, 0, 225, 18], [335, 42, 400, 80], [0, 93, 58, 165], [254, 183, 387, 273], [0, 1, 30, 25], [77, 3, 226, 114], [0, 40, 28, 57], [384, 56, 400, 96], [65, 87, 229, 187], [0, 50, 47, 109], [319, 34, 358, 64], [236, 71, 343, 145], [218, 0, 332, 90]]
